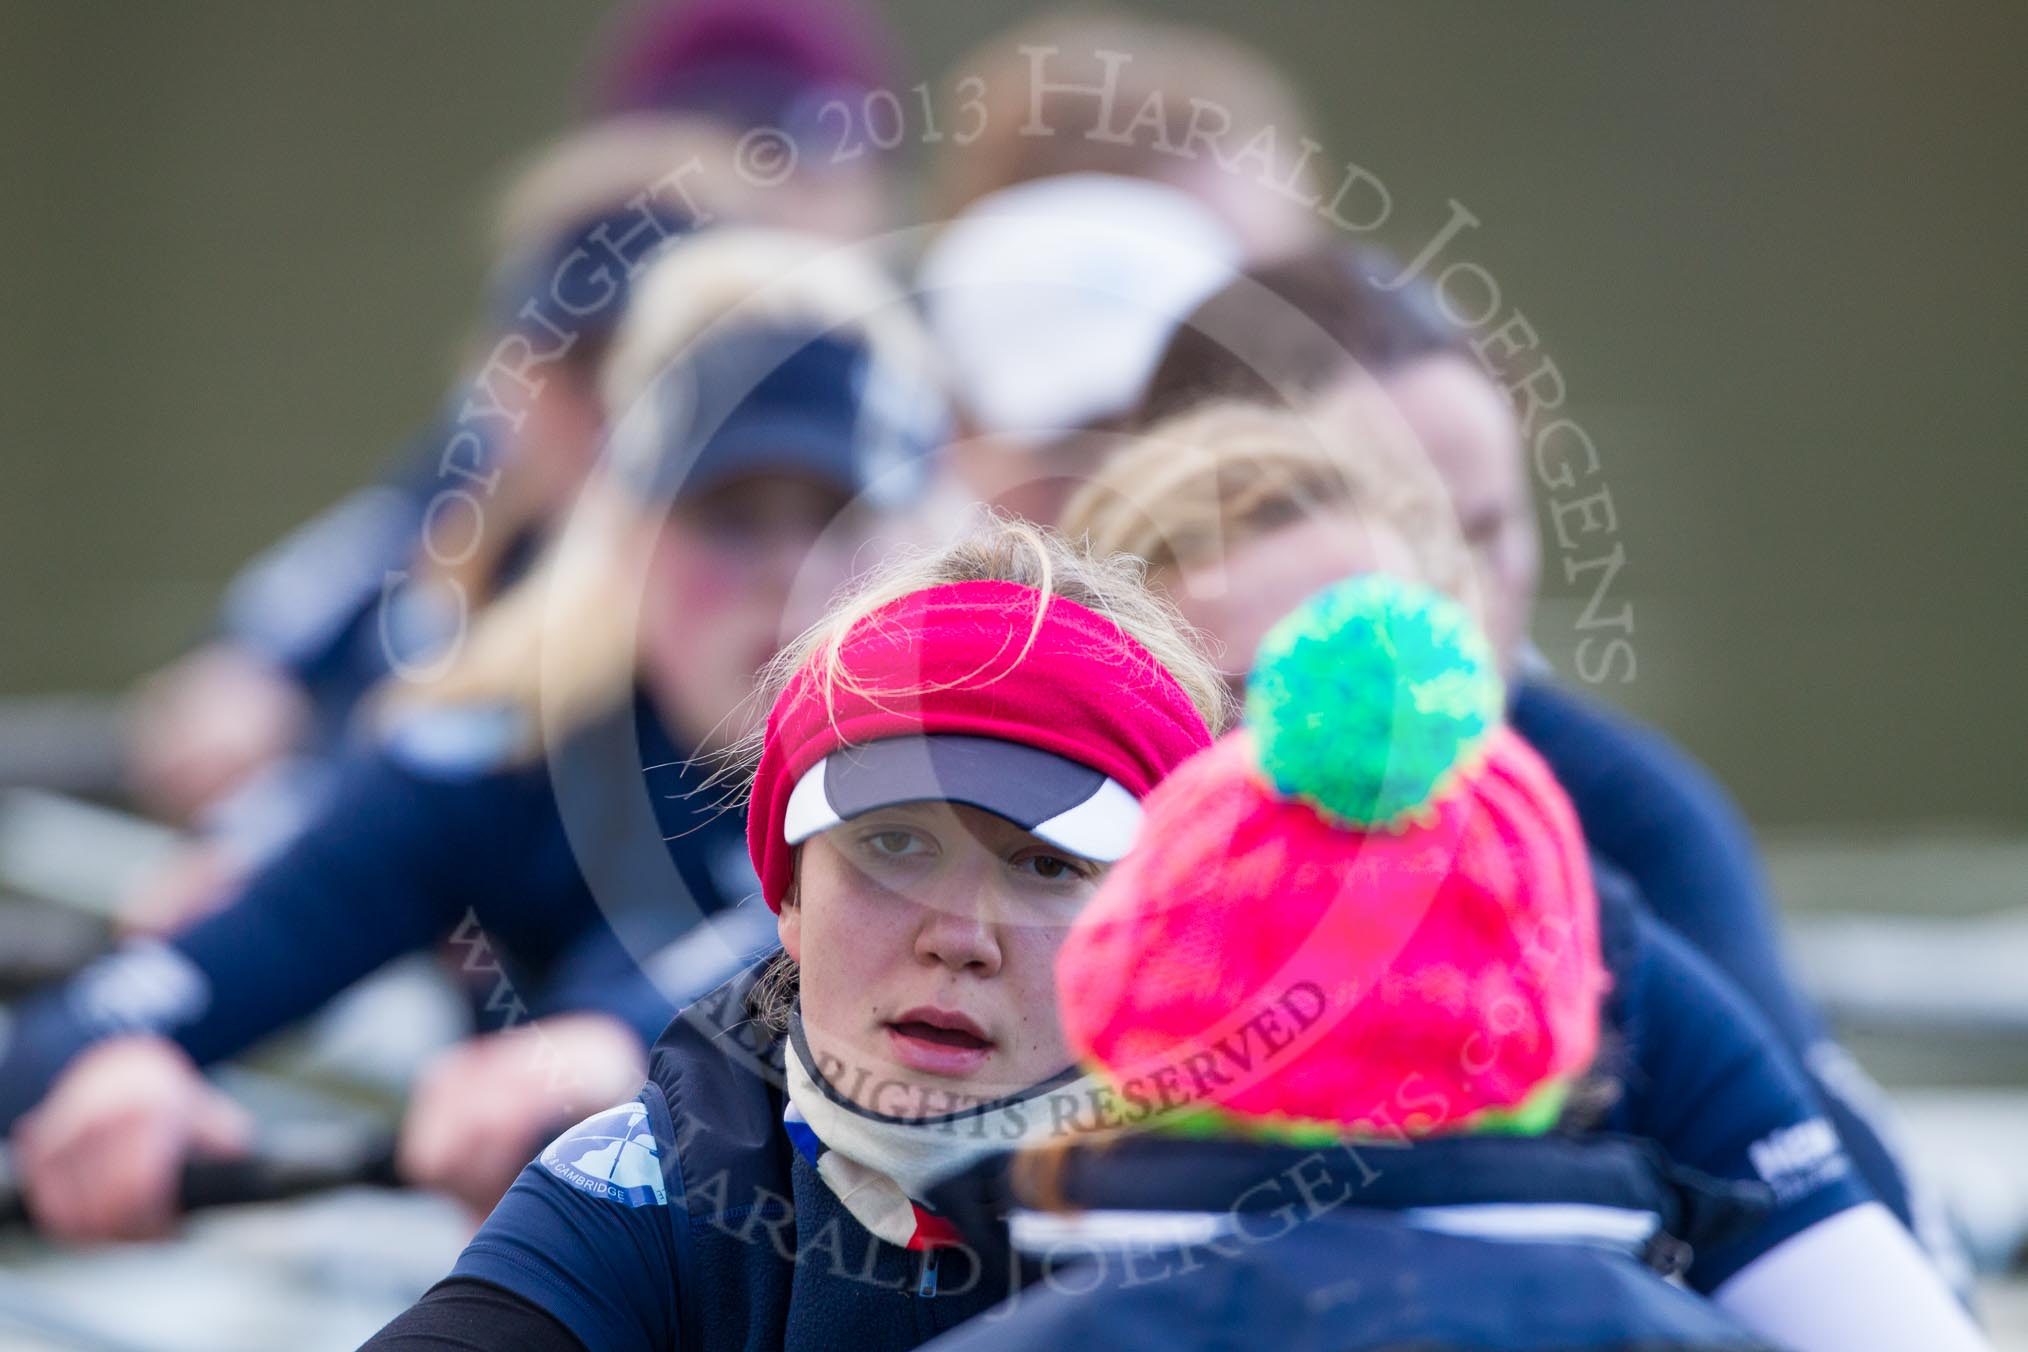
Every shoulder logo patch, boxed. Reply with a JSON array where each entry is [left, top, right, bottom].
[[1747, 1115, 1849, 1204], [540, 1102, 668, 1207]]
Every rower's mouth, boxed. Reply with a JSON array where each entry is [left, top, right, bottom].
[[887, 1020, 993, 1051], [886, 1006, 994, 1051]]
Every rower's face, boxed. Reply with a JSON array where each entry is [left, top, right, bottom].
[[1331, 355, 1539, 671], [779, 802, 1103, 1116], [1170, 510, 1426, 701], [513, 363, 610, 517], [639, 474, 867, 751]]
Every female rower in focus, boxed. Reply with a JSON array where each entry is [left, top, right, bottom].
[[363, 519, 1224, 1350]]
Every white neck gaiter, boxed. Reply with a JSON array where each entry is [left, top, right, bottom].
[[782, 1013, 1094, 1249]]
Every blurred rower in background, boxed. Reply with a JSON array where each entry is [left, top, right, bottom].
[[931, 12, 1322, 259], [118, 104, 912, 946], [2, 228, 948, 1234], [125, 117, 701, 837], [1128, 244, 1972, 1292], [917, 174, 1245, 527], [124, 0, 908, 839], [912, 12, 1329, 529], [581, 0, 904, 239]]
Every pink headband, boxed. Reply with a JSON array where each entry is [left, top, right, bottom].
[[747, 580, 1212, 909]]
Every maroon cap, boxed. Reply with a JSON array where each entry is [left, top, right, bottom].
[[582, 0, 902, 126]]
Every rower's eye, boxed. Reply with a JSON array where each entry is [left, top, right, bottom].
[[862, 828, 929, 859], [1016, 851, 1095, 883]]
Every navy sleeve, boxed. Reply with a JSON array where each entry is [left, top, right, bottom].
[[217, 485, 420, 690], [215, 410, 500, 743], [162, 746, 526, 1065], [534, 900, 782, 1048], [0, 736, 544, 1129], [531, 928, 679, 1049], [1511, 681, 1822, 1053], [217, 413, 453, 681], [1513, 681, 1928, 1244], [451, 1087, 681, 1352], [1610, 907, 1870, 1291]]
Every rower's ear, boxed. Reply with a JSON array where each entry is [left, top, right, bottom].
[[777, 867, 802, 963]]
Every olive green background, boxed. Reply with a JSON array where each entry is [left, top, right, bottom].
[[3, 1, 2022, 831]]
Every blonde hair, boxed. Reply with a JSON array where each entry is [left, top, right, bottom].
[[739, 515, 1228, 1031], [382, 228, 932, 745], [1060, 397, 1476, 609], [491, 114, 774, 268], [599, 228, 932, 415], [934, 12, 1317, 225]]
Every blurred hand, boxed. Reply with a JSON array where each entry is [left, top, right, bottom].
[[116, 841, 248, 940], [11, 1035, 251, 1242], [398, 1014, 648, 1218], [126, 644, 309, 824]]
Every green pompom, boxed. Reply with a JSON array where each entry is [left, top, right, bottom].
[[1245, 575, 1502, 829]]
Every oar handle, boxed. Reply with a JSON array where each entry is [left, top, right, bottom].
[[0, 1128, 400, 1229]]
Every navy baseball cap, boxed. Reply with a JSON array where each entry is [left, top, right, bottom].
[[614, 326, 945, 509], [491, 199, 694, 345]]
